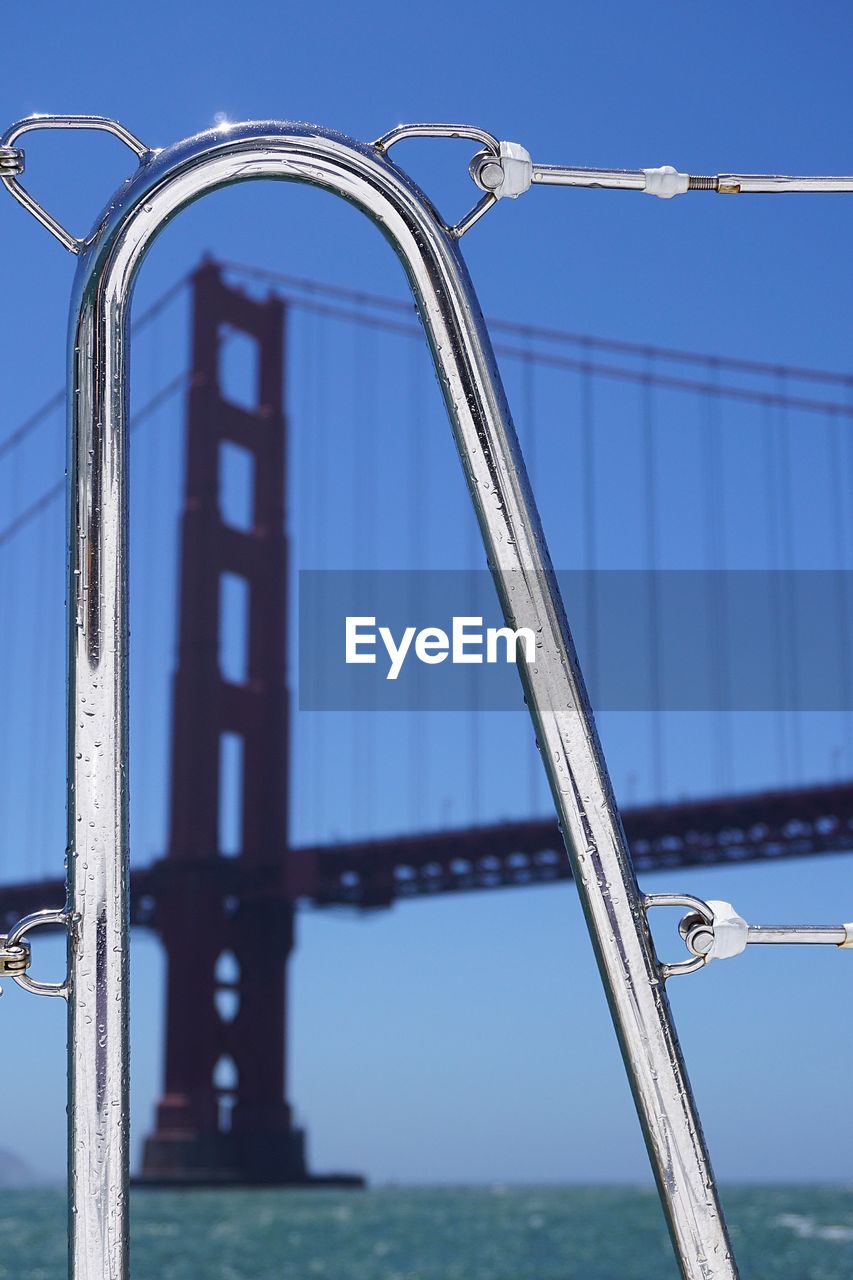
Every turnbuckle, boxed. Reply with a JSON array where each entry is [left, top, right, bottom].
[[468, 149, 853, 201], [0, 909, 71, 999], [646, 893, 853, 980]]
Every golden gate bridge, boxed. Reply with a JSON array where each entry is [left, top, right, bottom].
[[0, 257, 852, 1184]]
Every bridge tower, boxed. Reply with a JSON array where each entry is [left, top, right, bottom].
[[139, 260, 353, 1185]]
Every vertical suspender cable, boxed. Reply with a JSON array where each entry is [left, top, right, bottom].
[[777, 372, 803, 780], [21, 516, 37, 876], [7, 446, 22, 880], [642, 361, 665, 798], [304, 306, 319, 841], [303, 307, 320, 841], [0, 450, 10, 880], [846, 382, 853, 766], [764, 399, 790, 784], [290, 305, 312, 838], [353, 317, 377, 834], [701, 363, 732, 792], [312, 310, 329, 841], [313, 312, 329, 571], [581, 343, 598, 705], [32, 483, 52, 877], [827, 408, 853, 769], [407, 338, 428, 828], [524, 346, 542, 815]]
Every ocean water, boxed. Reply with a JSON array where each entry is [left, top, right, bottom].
[[0, 1185, 851, 1279]]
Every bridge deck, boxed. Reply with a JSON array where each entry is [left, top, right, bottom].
[[1, 780, 851, 927]]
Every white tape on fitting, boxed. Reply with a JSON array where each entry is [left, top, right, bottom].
[[496, 141, 532, 199], [642, 165, 689, 199], [705, 900, 749, 962]]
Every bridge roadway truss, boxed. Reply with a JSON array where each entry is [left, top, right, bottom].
[[2, 779, 852, 927]]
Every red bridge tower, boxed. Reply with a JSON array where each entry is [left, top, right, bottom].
[[139, 260, 359, 1186]]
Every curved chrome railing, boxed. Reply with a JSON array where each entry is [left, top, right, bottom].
[[10, 116, 850, 1280]]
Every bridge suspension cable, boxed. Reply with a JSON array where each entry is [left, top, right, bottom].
[[0, 373, 189, 549], [220, 259, 853, 389], [3, 258, 853, 844], [4, 264, 853, 486]]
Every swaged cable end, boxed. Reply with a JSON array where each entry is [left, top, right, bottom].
[[470, 141, 533, 199]]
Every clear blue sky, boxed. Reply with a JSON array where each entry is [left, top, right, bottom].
[[2, 0, 853, 1192]]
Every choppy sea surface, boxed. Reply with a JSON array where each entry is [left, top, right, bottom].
[[1, 1185, 852, 1279]]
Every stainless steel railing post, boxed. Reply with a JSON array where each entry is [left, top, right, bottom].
[[5, 117, 740, 1280], [66, 264, 132, 1280]]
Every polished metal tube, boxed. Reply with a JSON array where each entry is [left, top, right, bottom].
[[715, 174, 853, 193], [66, 120, 736, 1280], [747, 925, 850, 945], [532, 163, 647, 190], [67, 232, 131, 1278]]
